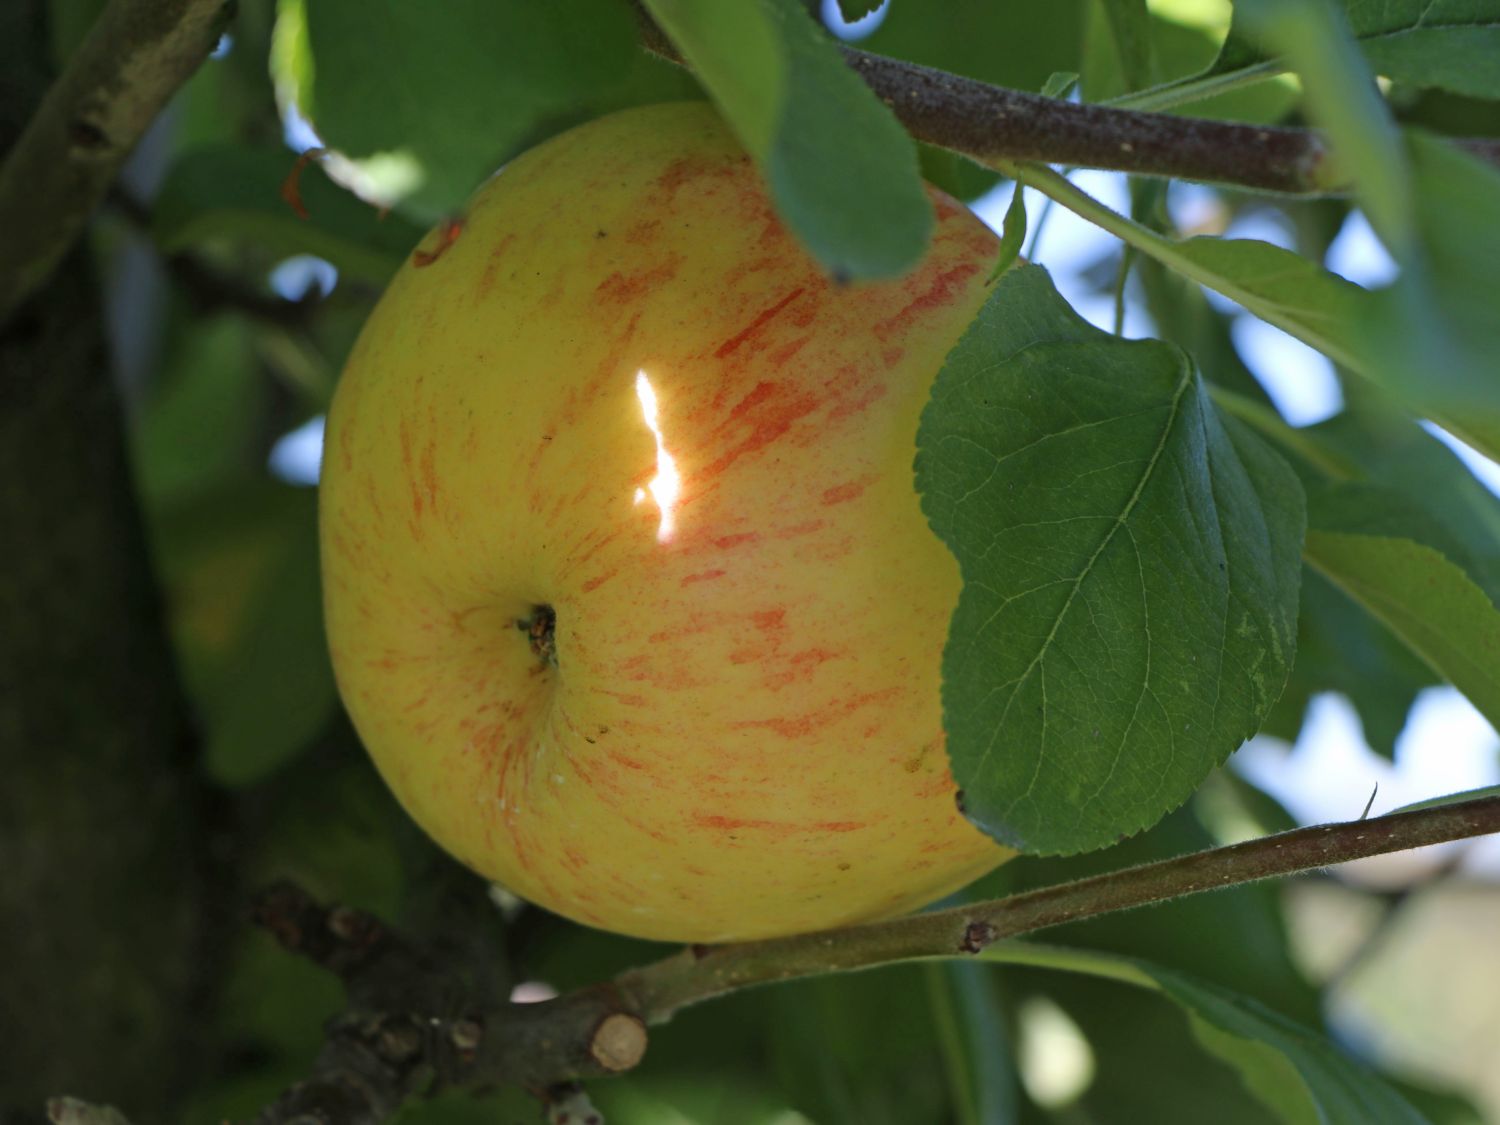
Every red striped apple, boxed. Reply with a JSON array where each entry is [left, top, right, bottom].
[[320, 102, 1011, 942]]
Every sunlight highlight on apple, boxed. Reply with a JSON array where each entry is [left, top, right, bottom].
[[633, 370, 681, 543]]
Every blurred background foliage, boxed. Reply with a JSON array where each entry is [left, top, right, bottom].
[[5, 0, 1500, 1121]]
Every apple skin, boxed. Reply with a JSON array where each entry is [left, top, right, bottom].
[[320, 102, 1011, 942]]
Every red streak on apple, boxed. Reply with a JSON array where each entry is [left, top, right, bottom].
[[714, 288, 806, 358]]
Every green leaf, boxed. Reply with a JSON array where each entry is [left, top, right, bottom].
[[1024, 975, 1283, 1124], [204, 513, 336, 786], [986, 186, 1027, 283], [1219, 400, 1500, 753], [1041, 71, 1080, 100], [1362, 133, 1500, 424], [859, 0, 1087, 101], [594, 1074, 827, 1125], [157, 486, 337, 787], [1096, 0, 1156, 91], [1137, 262, 1277, 410], [1240, 0, 1412, 251], [1265, 568, 1436, 758], [975, 797, 1320, 1025], [1303, 494, 1500, 737], [132, 314, 265, 508], [1361, 24, 1500, 101], [985, 943, 1432, 1125], [1389, 784, 1500, 815], [643, 0, 931, 280], [153, 145, 422, 282], [1259, 0, 1500, 101], [924, 962, 1018, 1125], [1311, 408, 1500, 602], [916, 266, 1304, 854], [1142, 0, 1500, 109], [1018, 171, 1500, 464], [917, 145, 1000, 203], [764, 968, 955, 1124], [1164, 235, 1371, 367], [1096, 8, 1297, 121], [271, 0, 673, 220]]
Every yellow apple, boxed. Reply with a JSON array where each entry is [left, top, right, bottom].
[[320, 101, 1011, 942]]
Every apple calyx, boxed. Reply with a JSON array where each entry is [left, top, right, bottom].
[[520, 604, 558, 669]]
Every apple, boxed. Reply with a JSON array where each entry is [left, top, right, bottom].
[[320, 101, 1011, 942]]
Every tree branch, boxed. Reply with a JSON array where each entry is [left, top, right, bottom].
[[616, 794, 1500, 1021], [0, 0, 228, 327], [55, 797, 1500, 1124], [636, 9, 1500, 195], [201, 795, 1500, 1125], [247, 883, 646, 1125]]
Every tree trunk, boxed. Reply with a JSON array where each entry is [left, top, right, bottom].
[[0, 3, 217, 1118]]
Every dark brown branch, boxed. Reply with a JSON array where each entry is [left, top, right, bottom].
[[207, 797, 1500, 1124], [247, 884, 646, 1125], [104, 191, 330, 325], [637, 6, 1500, 195], [0, 0, 229, 326], [847, 50, 1338, 193]]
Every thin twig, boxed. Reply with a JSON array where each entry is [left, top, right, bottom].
[[617, 795, 1500, 1021], [0, 0, 229, 326]]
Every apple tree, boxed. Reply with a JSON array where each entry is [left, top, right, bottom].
[[3, 1, 1500, 1123]]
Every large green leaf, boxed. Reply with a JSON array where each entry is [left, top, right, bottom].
[[270, 0, 691, 220], [916, 266, 1304, 854], [985, 943, 1431, 1124], [643, 0, 931, 280]]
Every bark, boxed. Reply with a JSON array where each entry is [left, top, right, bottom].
[[0, 2, 217, 1118]]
